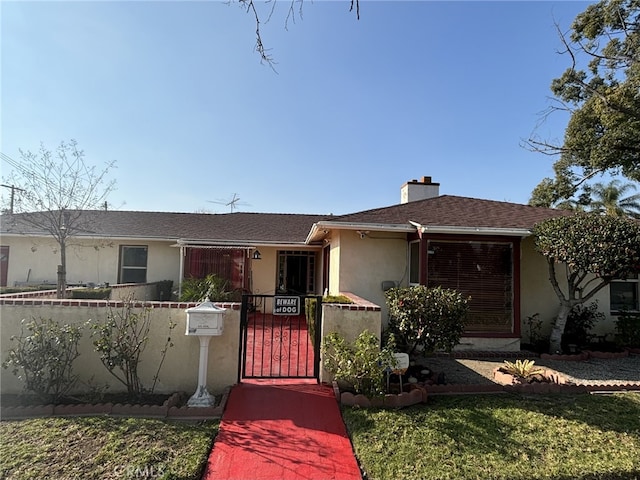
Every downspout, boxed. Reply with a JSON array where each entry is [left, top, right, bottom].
[[178, 245, 185, 298]]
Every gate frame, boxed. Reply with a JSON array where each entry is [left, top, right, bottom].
[[238, 294, 323, 382]]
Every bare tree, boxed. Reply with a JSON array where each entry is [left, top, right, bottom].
[[1, 140, 116, 298], [237, 0, 360, 68]]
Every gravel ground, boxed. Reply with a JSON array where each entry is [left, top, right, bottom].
[[415, 354, 640, 386]]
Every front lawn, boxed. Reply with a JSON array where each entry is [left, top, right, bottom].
[[0, 416, 219, 480], [343, 392, 640, 480]]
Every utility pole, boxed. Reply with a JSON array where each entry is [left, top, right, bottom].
[[1, 184, 25, 214]]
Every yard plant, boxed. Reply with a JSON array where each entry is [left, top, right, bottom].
[[533, 213, 640, 353], [91, 296, 175, 399], [180, 274, 236, 302], [385, 285, 469, 355], [2, 317, 82, 403], [499, 359, 544, 380], [321, 330, 396, 397]]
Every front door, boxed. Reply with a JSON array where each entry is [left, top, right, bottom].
[[277, 251, 316, 295]]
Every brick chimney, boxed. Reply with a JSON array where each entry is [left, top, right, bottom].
[[400, 176, 440, 204]]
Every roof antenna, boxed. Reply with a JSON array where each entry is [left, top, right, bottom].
[[208, 193, 249, 213]]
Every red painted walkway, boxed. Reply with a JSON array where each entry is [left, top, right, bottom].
[[202, 380, 362, 480]]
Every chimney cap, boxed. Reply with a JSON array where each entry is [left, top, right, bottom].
[[406, 176, 439, 186]]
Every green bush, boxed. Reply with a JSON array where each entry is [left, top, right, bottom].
[[562, 301, 605, 350], [155, 280, 173, 301], [615, 311, 640, 347], [179, 274, 233, 302], [322, 295, 353, 304], [2, 317, 83, 403], [0, 285, 57, 294], [385, 285, 469, 355], [69, 288, 112, 300], [321, 330, 396, 397]]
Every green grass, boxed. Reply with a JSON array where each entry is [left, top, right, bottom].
[[343, 393, 640, 480], [0, 416, 219, 480]]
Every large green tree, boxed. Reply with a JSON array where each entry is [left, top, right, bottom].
[[532, 212, 640, 353], [589, 179, 640, 217], [528, 0, 640, 207]]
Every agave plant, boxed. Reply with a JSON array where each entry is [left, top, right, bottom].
[[500, 359, 544, 379]]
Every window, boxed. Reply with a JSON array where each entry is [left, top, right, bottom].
[[119, 246, 148, 284], [427, 240, 514, 333], [610, 276, 639, 311], [183, 247, 246, 290], [277, 251, 316, 295]]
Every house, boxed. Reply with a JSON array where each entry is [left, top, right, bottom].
[[1, 176, 634, 350]]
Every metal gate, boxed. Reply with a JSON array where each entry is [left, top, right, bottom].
[[239, 294, 322, 380]]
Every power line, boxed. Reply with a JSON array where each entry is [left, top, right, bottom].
[[0, 184, 25, 214]]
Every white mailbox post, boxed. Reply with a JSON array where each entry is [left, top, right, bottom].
[[185, 300, 225, 407]]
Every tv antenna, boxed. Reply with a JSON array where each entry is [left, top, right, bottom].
[[208, 193, 249, 213]]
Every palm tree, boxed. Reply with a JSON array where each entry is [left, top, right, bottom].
[[589, 180, 640, 219]]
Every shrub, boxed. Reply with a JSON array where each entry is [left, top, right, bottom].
[[615, 311, 640, 347], [321, 330, 396, 397], [155, 280, 173, 301], [180, 274, 233, 302], [69, 288, 111, 300], [322, 295, 353, 304], [2, 317, 83, 403], [562, 301, 605, 351], [385, 285, 469, 355], [91, 296, 175, 399]]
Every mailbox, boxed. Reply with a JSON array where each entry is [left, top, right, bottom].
[[185, 301, 225, 336]]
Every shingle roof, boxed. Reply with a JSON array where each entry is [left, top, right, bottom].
[[0, 196, 568, 244], [0, 210, 331, 244], [327, 195, 569, 230]]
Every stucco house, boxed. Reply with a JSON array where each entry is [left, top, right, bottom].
[[1, 176, 635, 350]]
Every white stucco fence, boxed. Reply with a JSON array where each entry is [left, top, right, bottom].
[[0, 299, 241, 396], [0, 292, 383, 396]]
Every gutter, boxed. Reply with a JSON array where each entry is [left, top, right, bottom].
[[173, 239, 320, 249], [305, 221, 415, 244], [409, 221, 531, 237]]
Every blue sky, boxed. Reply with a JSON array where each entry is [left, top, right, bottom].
[[1, 1, 589, 215]]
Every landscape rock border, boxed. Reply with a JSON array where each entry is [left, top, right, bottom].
[[0, 388, 230, 421]]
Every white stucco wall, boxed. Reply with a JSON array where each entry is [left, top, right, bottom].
[[330, 230, 408, 325], [1, 236, 180, 287]]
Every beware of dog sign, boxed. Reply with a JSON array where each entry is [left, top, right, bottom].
[[274, 296, 300, 315]]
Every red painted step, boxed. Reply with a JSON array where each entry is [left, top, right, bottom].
[[202, 380, 362, 480]]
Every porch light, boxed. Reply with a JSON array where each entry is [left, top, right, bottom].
[[252, 250, 262, 260]]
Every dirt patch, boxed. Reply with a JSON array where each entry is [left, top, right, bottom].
[[414, 354, 640, 387]]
